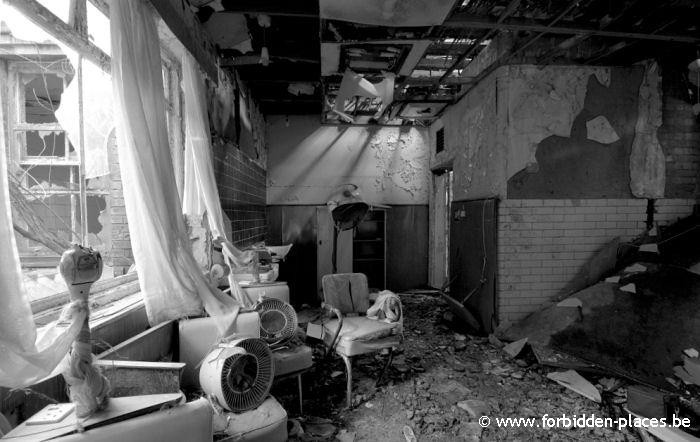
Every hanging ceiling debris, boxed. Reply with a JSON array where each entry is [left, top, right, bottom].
[[191, 0, 700, 125]]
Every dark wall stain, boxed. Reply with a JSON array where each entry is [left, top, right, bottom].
[[508, 67, 644, 198]]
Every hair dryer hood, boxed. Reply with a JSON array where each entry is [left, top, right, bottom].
[[332, 201, 369, 230], [328, 184, 369, 230]]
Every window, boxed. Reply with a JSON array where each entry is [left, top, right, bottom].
[[5, 61, 115, 300], [1, 4, 186, 310], [0, 16, 126, 304]]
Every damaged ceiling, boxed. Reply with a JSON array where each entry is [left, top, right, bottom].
[[192, 0, 700, 125]]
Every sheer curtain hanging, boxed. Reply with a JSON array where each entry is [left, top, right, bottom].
[[181, 53, 253, 305], [0, 74, 86, 389], [110, 0, 239, 328]]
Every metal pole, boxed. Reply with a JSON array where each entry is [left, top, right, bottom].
[[77, 55, 88, 245]]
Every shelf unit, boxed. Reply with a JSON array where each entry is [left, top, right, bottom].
[[352, 209, 386, 290]]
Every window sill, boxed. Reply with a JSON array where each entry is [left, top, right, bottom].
[[32, 272, 140, 324]]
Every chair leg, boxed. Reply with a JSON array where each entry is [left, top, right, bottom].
[[341, 354, 353, 408], [297, 374, 304, 415], [375, 347, 394, 388]]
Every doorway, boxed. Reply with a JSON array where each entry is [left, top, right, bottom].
[[429, 169, 453, 289]]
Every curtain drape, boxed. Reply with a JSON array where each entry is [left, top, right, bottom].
[[181, 53, 253, 305], [0, 69, 86, 389], [110, 0, 239, 328]]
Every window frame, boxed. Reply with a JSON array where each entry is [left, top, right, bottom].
[[7, 60, 110, 252]]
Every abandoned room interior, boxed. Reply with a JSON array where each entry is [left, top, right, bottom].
[[1, 0, 700, 440]]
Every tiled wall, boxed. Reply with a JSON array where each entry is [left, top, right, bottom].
[[212, 141, 266, 247], [497, 198, 697, 323], [107, 132, 133, 275]]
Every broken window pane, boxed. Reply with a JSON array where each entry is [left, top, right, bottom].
[[23, 73, 64, 123], [24, 131, 68, 157], [19, 165, 76, 192]]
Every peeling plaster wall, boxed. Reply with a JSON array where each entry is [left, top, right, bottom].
[[429, 60, 699, 327], [505, 65, 611, 184], [507, 65, 640, 198], [267, 115, 430, 205], [431, 71, 505, 201]]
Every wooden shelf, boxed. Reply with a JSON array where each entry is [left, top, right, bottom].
[[352, 208, 386, 289]]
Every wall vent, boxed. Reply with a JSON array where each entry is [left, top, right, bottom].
[[435, 127, 445, 154]]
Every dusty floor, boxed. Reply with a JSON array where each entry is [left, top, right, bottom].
[[274, 293, 642, 441]]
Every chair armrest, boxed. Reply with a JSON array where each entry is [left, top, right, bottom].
[[322, 302, 343, 352]]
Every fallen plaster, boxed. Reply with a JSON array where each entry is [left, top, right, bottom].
[[506, 65, 611, 179]]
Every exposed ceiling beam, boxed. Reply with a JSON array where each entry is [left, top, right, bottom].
[[502, 0, 585, 63], [426, 42, 476, 56], [221, 54, 319, 67], [219, 0, 318, 18], [259, 98, 319, 103], [244, 79, 321, 84], [536, 0, 642, 65], [404, 76, 474, 85], [443, 13, 700, 44], [439, 0, 586, 118], [440, 0, 521, 83], [585, 19, 677, 64], [5, 0, 110, 73], [415, 57, 461, 70]]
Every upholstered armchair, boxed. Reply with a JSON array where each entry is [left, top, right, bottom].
[[321, 273, 402, 408]]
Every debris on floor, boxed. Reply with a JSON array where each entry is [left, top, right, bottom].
[[275, 294, 654, 441], [546, 370, 602, 403], [502, 215, 700, 392]]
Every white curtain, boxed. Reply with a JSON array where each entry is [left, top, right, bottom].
[[181, 53, 253, 304], [0, 71, 85, 389], [110, 0, 239, 328]]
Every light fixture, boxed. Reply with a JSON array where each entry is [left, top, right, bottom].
[[260, 46, 270, 66]]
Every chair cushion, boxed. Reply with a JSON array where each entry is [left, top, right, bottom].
[[273, 345, 313, 377], [323, 316, 402, 356], [322, 273, 370, 314]]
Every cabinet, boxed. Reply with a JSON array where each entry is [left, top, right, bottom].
[[353, 209, 386, 290]]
